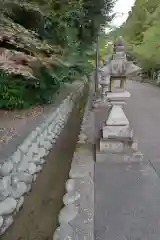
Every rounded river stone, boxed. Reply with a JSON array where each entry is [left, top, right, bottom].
[[0, 198, 17, 215]]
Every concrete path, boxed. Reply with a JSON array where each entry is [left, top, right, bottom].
[[125, 80, 160, 163], [95, 80, 160, 240], [95, 160, 160, 240]]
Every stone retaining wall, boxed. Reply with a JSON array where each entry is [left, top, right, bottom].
[[0, 80, 86, 235]]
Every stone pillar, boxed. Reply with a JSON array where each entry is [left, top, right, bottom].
[[120, 77, 126, 89]]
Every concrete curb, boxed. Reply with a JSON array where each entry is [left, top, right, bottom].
[[53, 150, 94, 240], [53, 95, 94, 240], [0, 81, 86, 235]]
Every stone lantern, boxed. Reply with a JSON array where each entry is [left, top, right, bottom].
[[98, 36, 141, 95], [113, 36, 125, 53], [109, 37, 128, 91], [98, 65, 110, 98]]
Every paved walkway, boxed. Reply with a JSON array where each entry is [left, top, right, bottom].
[[95, 160, 160, 240], [125, 80, 160, 176], [125, 80, 160, 163], [95, 80, 160, 240]]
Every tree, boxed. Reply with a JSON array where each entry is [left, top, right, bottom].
[[107, 0, 160, 78]]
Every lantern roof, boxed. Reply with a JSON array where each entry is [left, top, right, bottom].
[[115, 36, 125, 46], [113, 36, 125, 53]]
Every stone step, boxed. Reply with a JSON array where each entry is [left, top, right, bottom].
[[102, 125, 133, 142], [107, 91, 131, 102], [99, 139, 138, 154], [96, 152, 144, 163], [110, 101, 127, 106], [107, 105, 129, 126], [100, 140, 125, 153]]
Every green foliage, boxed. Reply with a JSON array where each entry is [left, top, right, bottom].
[[133, 22, 160, 70], [121, 0, 159, 44], [0, 66, 60, 109], [99, 32, 110, 61], [107, 0, 160, 79]]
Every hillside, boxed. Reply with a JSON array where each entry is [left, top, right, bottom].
[[0, 0, 114, 109]]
